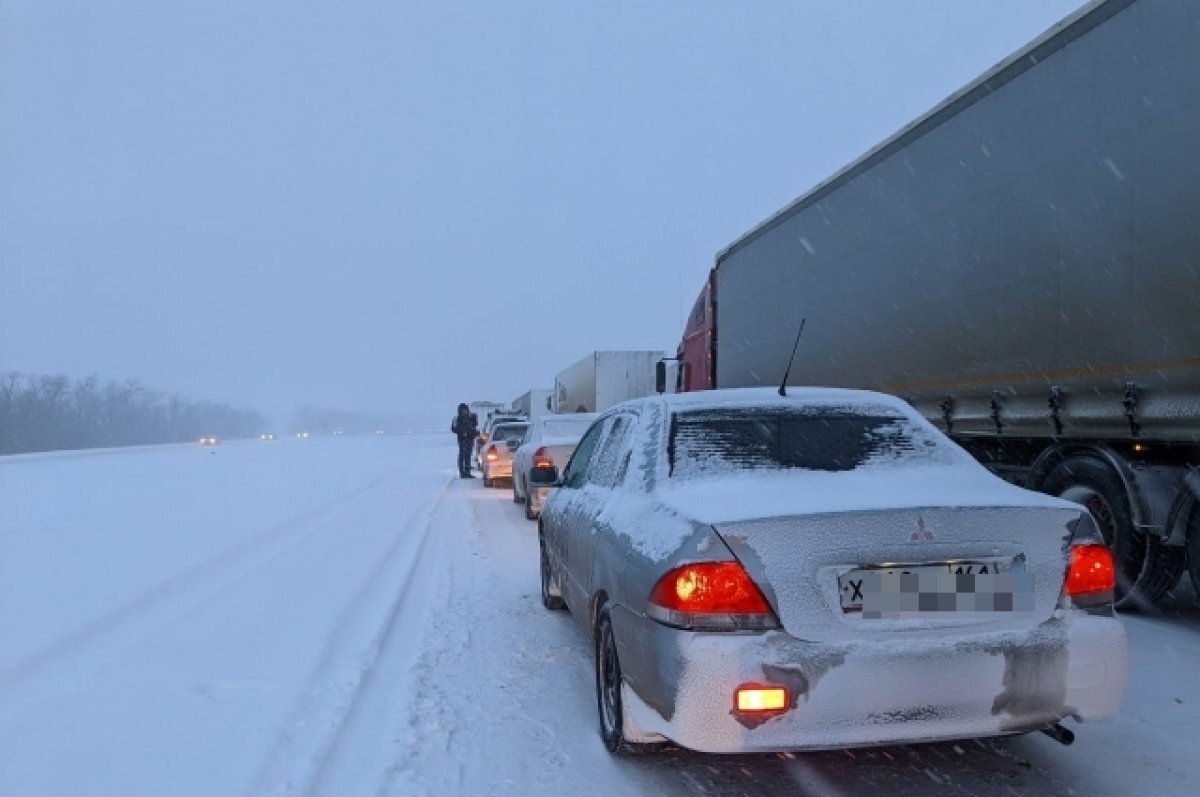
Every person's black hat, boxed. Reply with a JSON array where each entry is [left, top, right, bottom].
[[458, 402, 469, 412]]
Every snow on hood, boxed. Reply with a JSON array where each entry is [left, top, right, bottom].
[[654, 463, 1077, 526]]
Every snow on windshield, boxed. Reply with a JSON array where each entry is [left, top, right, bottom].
[[491, 424, 528, 442], [668, 405, 950, 479]]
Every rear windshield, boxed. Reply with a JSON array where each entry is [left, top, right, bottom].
[[491, 424, 528, 442], [668, 406, 945, 478], [542, 419, 592, 439]]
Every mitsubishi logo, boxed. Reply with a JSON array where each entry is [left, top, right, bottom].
[[909, 515, 935, 542]]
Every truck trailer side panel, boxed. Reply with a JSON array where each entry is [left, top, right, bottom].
[[715, 0, 1200, 441]]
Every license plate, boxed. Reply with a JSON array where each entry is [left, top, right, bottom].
[[838, 559, 1032, 617]]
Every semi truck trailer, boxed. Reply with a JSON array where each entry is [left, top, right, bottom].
[[553, 351, 664, 414], [512, 389, 553, 421], [675, 0, 1200, 608]]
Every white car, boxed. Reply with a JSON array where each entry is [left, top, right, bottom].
[[480, 421, 529, 487], [512, 413, 599, 519], [539, 388, 1129, 754], [474, 413, 525, 470]]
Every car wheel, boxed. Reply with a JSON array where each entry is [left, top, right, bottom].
[[1042, 456, 1185, 609], [524, 498, 537, 521], [513, 480, 523, 503], [539, 537, 565, 611], [595, 609, 656, 755]]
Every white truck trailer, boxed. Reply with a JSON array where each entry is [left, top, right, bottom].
[[552, 351, 664, 414], [512, 389, 553, 421]]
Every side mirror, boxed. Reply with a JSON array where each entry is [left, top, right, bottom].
[[655, 360, 667, 394]]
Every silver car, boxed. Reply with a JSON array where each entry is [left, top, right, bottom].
[[538, 388, 1128, 755], [511, 413, 599, 520], [480, 421, 529, 487]]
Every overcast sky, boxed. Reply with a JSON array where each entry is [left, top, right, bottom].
[[1, 0, 1083, 427]]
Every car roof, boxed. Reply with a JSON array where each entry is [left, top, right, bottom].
[[625, 387, 917, 416]]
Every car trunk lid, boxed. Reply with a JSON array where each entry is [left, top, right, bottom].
[[713, 505, 1078, 643]]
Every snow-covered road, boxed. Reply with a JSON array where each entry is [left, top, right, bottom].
[[2, 434, 1197, 796]]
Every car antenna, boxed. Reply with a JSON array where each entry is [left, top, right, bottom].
[[778, 317, 806, 397]]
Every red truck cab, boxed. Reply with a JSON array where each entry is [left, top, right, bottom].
[[677, 272, 716, 392]]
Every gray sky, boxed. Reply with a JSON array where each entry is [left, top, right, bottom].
[[1, 0, 1082, 426]]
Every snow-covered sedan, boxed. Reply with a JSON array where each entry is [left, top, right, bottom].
[[538, 388, 1128, 755], [511, 412, 599, 519], [480, 421, 529, 488]]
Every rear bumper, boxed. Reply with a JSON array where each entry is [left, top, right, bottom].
[[620, 612, 1128, 753], [485, 459, 514, 479]]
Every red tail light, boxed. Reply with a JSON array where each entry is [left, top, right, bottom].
[[485, 444, 499, 462], [647, 561, 778, 631], [532, 446, 554, 469], [1065, 543, 1115, 597]]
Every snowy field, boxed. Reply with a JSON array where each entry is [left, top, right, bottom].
[[2, 434, 1198, 797]]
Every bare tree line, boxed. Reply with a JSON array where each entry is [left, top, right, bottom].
[[0, 372, 267, 455]]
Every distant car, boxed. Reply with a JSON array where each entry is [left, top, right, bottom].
[[375, 428, 386, 436], [480, 421, 529, 487], [198, 436, 219, 446], [475, 413, 525, 469], [259, 433, 275, 441], [512, 413, 599, 519], [296, 431, 310, 439], [332, 429, 344, 436], [538, 388, 1128, 755]]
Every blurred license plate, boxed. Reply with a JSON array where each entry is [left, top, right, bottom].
[[838, 560, 1033, 617]]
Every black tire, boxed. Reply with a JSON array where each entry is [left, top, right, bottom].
[[524, 497, 537, 521], [512, 483, 523, 504], [540, 538, 565, 611], [483, 477, 494, 488], [1041, 456, 1184, 609], [1186, 500, 1200, 598], [595, 609, 659, 755]]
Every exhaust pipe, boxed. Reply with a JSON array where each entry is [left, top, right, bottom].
[[1040, 722, 1075, 746]]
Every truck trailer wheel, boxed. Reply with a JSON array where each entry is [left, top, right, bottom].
[[1041, 456, 1184, 610], [1186, 502, 1200, 597]]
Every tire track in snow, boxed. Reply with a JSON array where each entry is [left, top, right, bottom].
[[0, 468, 410, 718], [245, 475, 452, 797], [385, 484, 624, 797]]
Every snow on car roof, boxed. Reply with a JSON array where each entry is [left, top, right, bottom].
[[651, 386, 916, 414], [533, 412, 599, 427]]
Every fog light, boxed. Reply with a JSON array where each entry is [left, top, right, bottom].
[[735, 685, 788, 712]]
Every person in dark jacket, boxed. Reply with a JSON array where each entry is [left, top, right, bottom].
[[451, 403, 479, 478]]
